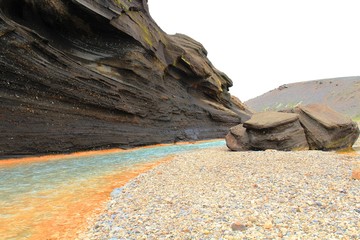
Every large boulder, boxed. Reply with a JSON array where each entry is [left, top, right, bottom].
[[293, 104, 360, 150], [226, 104, 360, 151], [244, 112, 309, 151], [225, 124, 250, 151], [226, 112, 309, 151]]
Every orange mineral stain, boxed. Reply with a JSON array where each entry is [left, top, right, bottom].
[[337, 147, 360, 156], [0, 139, 223, 239], [0, 156, 173, 240]]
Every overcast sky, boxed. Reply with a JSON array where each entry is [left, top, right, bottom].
[[149, 0, 360, 101]]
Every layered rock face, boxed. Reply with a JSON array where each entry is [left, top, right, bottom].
[[226, 104, 359, 151], [0, 0, 251, 156], [292, 104, 359, 150]]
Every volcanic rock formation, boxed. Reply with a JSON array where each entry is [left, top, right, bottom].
[[0, 0, 251, 156], [226, 104, 359, 151]]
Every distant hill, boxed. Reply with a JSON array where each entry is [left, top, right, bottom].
[[245, 76, 360, 120]]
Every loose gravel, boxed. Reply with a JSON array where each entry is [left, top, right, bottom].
[[79, 147, 360, 239]]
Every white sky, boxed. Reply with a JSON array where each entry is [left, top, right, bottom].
[[149, 0, 360, 101]]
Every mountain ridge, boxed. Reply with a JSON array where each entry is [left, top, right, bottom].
[[245, 76, 360, 119]]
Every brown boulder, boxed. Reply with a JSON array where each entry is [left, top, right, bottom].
[[294, 104, 360, 150], [227, 111, 309, 151], [243, 111, 299, 129], [245, 112, 309, 151], [225, 124, 250, 151], [226, 104, 359, 151]]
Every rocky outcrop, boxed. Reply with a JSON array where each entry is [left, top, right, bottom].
[[226, 112, 309, 151], [226, 104, 359, 151], [0, 0, 252, 157], [291, 104, 360, 150]]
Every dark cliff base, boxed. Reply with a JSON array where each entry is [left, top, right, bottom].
[[0, 0, 251, 156], [1, 102, 232, 157]]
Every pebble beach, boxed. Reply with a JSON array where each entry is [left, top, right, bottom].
[[79, 141, 360, 239]]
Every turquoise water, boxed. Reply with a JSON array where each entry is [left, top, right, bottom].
[[0, 140, 225, 239], [0, 140, 225, 203]]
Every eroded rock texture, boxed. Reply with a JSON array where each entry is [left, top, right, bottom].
[[292, 104, 359, 150], [226, 104, 359, 151], [0, 0, 251, 156], [226, 112, 309, 151]]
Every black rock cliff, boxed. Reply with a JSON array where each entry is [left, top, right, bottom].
[[0, 0, 251, 156]]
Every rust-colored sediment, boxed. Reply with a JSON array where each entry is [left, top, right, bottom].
[[337, 147, 359, 156], [0, 156, 173, 240], [0, 140, 220, 239]]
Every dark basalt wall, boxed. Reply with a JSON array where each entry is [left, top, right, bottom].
[[0, 0, 251, 157]]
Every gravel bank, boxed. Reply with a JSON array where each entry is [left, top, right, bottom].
[[80, 147, 360, 239]]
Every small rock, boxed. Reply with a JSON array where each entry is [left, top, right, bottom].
[[280, 227, 288, 235], [339, 189, 347, 194], [351, 167, 360, 180], [263, 220, 273, 230], [302, 225, 310, 232], [247, 216, 257, 223], [182, 228, 190, 233], [231, 222, 247, 231], [202, 230, 211, 235]]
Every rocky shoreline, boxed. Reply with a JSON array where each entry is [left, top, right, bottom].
[[79, 141, 360, 239]]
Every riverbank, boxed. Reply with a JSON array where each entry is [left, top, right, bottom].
[[80, 144, 360, 239], [0, 139, 220, 167], [0, 140, 224, 240]]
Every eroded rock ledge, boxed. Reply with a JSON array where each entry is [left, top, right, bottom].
[[0, 0, 251, 156], [226, 104, 359, 151]]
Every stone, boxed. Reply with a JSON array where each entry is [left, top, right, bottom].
[[230, 222, 247, 231], [0, 0, 252, 157], [294, 104, 360, 150], [226, 104, 359, 151], [225, 124, 250, 151], [263, 221, 273, 230], [226, 112, 309, 151], [351, 167, 360, 180], [247, 216, 257, 223], [246, 114, 309, 151], [243, 111, 299, 129]]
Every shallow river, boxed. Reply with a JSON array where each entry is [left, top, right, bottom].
[[0, 140, 225, 240]]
